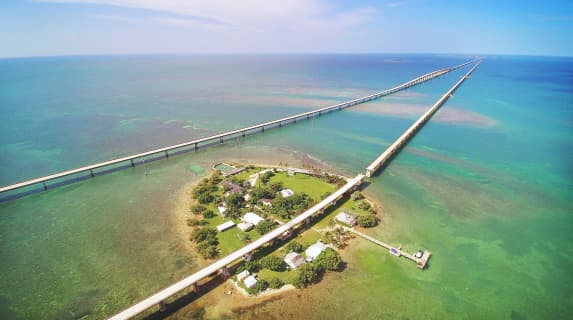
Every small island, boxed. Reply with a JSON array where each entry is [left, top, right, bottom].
[[186, 163, 380, 295]]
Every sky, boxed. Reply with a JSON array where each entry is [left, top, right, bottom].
[[1, 0, 572, 57]]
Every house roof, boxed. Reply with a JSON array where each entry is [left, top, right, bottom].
[[280, 189, 295, 198], [336, 211, 357, 226], [243, 275, 258, 288], [237, 270, 250, 282], [284, 252, 305, 269], [243, 212, 264, 226], [216, 220, 236, 232], [237, 222, 254, 231], [305, 241, 326, 261]]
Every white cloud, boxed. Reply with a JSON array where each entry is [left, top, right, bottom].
[[38, 0, 376, 32], [93, 13, 142, 23]]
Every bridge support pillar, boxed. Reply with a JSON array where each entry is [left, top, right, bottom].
[[130, 159, 134, 167], [262, 126, 265, 132], [90, 169, 94, 178], [159, 301, 166, 312], [192, 283, 199, 293], [242, 131, 246, 137], [194, 143, 198, 151], [220, 137, 224, 144], [279, 121, 282, 127], [221, 266, 230, 279], [43, 182, 48, 191], [305, 217, 312, 225], [366, 170, 372, 178], [165, 151, 169, 158]]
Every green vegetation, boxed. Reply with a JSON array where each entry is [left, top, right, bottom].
[[260, 171, 275, 184], [357, 215, 377, 228], [190, 227, 219, 259], [259, 255, 286, 272], [256, 219, 276, 235], [314, 248, 342, 271], [293, 264, 320, 288], [190, 204, 207, 214], [202, 209, 215, 219], [351, 191, 364, 201], [323, 228, 351, 249], [286, 240, 304, 253], [272, 193, 314, 219], [269, 277, 284, 289]]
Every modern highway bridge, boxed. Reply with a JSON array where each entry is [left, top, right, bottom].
[[107, 59, 482, 320], [0, 59, 475, 199]]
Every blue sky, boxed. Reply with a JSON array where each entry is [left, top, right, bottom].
[[1, 0, 572, 57]]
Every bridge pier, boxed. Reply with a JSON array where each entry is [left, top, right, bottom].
[[90, 169, 94, 178], [192, 283, 199, 293], [221, 266, 230, 279], [158, 301, 166, 312], [165, 151, 169, 158], [130, 159, 135, 167], [194, 143, 198, 150], [220, 137, 224, 144], [43, 182, 48, 191]]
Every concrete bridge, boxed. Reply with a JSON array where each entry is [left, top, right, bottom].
[[366, 60, 482, 177], [0, 59, 475, 199], [107, 174, 365, 320]]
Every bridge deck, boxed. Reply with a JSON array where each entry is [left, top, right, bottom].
[[107, 174, 364, 320], [0, 60, 475, 195], [366, 60, 481, 177]]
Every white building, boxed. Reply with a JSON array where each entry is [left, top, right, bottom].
[[305, 241, 326, 262], [217, 204, 227, 217], [335, 211, 357, 226], [242, 212, 264, 226], [238, 221, 254, 232], [284, 252, 305, 270], [280, 188, 295, 198], [237, 270, 250, 282], [243, 275, 258, 289], [216, 220, 235, 232]]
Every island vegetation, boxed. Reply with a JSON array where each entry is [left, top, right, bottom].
[[185, 163, 381, 295]]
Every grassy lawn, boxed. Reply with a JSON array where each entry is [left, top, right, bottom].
[[270, 172, 335, 201], [313, 197, 375, 229], [258, 268, 297, 284]]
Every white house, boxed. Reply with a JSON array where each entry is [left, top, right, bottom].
[[217, 204, 227, 217], [242, 212, 264, 226], [280, 188, 295, 198], [335, 211, 357, 226], [216, 220, 235, 232], [284, 252, 305, 269], [238, 221, 254, 232], [305, 241, 326, 262], [243, 275, 258, 289], [237, 270, 250, 282]]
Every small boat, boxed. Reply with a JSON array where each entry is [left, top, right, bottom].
[[389, 247, 401, 257]]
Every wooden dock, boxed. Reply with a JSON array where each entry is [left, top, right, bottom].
[[342, 226, 431, 270]]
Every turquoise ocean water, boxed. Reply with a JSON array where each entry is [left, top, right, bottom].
[[0, 55, 571, 319]]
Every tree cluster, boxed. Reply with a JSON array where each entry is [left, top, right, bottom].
[[192, 172, 222, 204], [259, 255, 286, 272], [321, 173, 346, 188], [255, 219, 276, 235], [271, 192, 314, 219], [357, 215, 377, 228], [293, 248, 343, 288], [190, 227, 219, 259]]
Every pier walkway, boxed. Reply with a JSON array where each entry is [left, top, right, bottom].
[[107, 174, 365, 320], [0, 60, 474, 198], [342, 226, 431, 269], [366, 60, 481, 177]]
